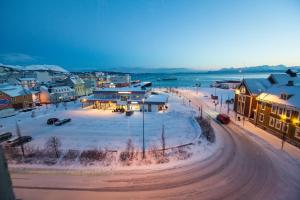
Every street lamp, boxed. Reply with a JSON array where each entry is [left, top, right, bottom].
[[142, 98, 145, 159]]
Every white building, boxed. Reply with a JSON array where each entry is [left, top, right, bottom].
[[39, 86, 75, 104]]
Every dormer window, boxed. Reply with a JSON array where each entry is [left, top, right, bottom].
[[280, 93, 288, 100]]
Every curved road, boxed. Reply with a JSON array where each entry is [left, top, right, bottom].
[[11, 91, 300, 200]]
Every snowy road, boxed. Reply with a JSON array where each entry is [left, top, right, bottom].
[[11, 89, 300, 200]]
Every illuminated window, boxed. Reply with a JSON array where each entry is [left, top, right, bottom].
[[269, 117, 275, 127], [275, 119, 282, 130], [240, 86, 246, 93]]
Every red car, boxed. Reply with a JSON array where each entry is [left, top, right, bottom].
[[216, 114, 230, 124]]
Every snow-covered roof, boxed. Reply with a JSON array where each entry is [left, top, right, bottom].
[[0, 84, 32, 97], [50, 86, 74, 93], [69, 76, 84, 84], [257, 85, 300, 109], [243, 78, 272, 95], [94, 87, 148, 93], [18, 77, 36, 81], [269, 73, 300, 85], [145, 94, 168, 103]]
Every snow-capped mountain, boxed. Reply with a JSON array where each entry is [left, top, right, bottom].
[[0, 63, 68, 73]]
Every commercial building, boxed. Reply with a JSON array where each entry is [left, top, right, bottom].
[[86, 87, 168, 112]]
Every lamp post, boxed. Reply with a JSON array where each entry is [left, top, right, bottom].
[[142, 98, 145, 159]]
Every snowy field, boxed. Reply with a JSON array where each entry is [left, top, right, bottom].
[[0, 91, 200, 151]]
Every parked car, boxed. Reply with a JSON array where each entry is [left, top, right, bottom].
[[0, 132, 12, 143], [216, 114, 230, 124], [20, 108, 36, 112], [10, 136, 32, 147], [54, 118, 71, 126], [126, 110, 134, 116], [47, 118, 59, 125]]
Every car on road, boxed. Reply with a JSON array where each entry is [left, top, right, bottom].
[[10, 136, 33, 147], [0, 132, 12, 143], [126, 110, 134, 116], [47, 118, 59, 125], [216, 114, 230, 124], [54, 118, 71, 126]]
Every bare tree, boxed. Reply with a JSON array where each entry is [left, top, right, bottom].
[[45, 136, 61, 158]]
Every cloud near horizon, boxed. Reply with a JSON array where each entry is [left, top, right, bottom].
[[0, 53, 37, 64]]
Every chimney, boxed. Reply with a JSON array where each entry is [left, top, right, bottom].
[[287, 80, 294, 86]]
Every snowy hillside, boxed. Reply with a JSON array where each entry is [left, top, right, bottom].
[[0, 63, 68, 73]]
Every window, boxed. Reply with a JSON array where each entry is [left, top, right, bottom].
[[269, 117, 275, 127], [280, 93, 288, 100], [282, 123, 289, 133], [275, 119, 282, 130], [278, 107, 283, 115], [285, 109, 292, 119], [237, 95, 246, 114], [295, 127, 300, 139], [240, 86, 246, 94], [260, 102, 266, 110], [271, 105, 277, 114], [259, 113, 264, 122]]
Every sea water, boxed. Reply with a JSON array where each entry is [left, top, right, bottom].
[[132, 72, 270, 87]]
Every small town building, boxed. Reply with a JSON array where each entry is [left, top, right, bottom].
[[234, 78, 271, 118], [107, 74, 131, 87], [86, 87, 167, 112], [233, 69, 300, 147], [255, 84, 300, 147], [0, 84, 33, 110], [56, 76, 86, 97], [39, 86, 75, 104], [211, 80, 241, 89], [18, 78, 38, 89]]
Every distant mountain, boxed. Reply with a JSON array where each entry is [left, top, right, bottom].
[[215, 65, 300, 73], [0, 63, 68, 73], [70, 66, 198, 74]]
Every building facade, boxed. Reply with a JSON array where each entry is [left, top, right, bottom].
[[254, 84, 300, 147], [86, 87, 167, 112]]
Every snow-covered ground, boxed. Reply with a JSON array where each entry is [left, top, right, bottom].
[[0, 92, 200, 151]]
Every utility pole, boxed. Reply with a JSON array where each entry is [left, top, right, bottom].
[[227, 96, 230, 115], [16, 121, 24, 157], [142, 98, 145, 159]]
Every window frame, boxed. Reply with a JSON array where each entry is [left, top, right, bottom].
[[278, 107, 283, 115], [285, 109, 292, 119], [271, 105, 277, 114], [269, 117, 275, 127], [259, 113, 264, 123], [275, 119, 282, 130]]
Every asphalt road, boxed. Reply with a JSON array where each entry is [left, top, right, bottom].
[[11, 91, 300, 200]]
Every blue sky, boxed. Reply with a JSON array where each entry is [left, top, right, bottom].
[[0, 0, 299, 70]]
